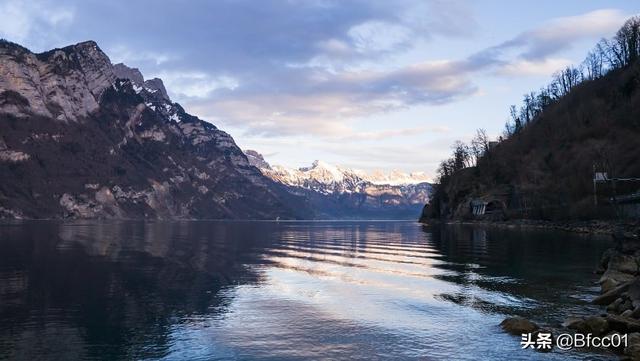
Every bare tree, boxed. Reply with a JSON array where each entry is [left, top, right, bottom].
[[553, 66, 582, 97], [470, 128, 490, 165], [582, 49, 604, 79]]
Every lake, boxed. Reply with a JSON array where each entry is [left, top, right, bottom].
[[0, 221, 615, 360]]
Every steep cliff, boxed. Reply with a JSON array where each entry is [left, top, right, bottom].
[[0, 40, 310, 219]]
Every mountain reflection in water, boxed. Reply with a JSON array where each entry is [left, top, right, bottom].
[[0, 221, 614, 360]]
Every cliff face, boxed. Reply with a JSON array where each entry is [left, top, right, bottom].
[[423, 60, 640, 222], [0, 40, 310, 219]]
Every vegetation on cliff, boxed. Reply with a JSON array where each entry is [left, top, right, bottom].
[[425, 16, 640, 221]]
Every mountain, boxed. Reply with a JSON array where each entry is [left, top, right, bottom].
[[423, 21, 640, 222], [0, 40, 310, 219], [246, 151, 431, 219]]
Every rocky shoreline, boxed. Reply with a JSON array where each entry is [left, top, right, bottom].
[[495, 222, 640, 358]]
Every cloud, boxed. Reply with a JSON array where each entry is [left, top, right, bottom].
[[187, 59, 477, 137], [153, 70, 239, 99], [498, 9, 629, 60], [326, 125, 449, 142], [2, 1, 633, 151], [0, 0, 73, 45], [182, 8, 633, 137], [496, 58, 573, 76]]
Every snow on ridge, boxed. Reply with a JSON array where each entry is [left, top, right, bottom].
[[263, 159, 430, 187]]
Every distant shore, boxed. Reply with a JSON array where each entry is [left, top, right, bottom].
[[421, 218, 640, 238]]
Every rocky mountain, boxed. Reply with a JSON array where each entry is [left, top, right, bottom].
[[0, 40, 310, 219], [246, 151, 431, 219]]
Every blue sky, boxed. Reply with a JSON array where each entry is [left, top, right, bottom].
[[0, 0, 637, 178]]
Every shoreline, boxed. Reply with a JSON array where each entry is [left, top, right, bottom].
[[421, 218, 640, 238]]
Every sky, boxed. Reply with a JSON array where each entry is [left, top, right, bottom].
[[0, 0, 637, 178]]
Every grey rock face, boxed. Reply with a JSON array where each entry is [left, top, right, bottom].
[[245, 149, 272, 170], [113, 63, 144, 85], [144, 78, 170, 101], [0, 40, 115, 122], [113, 63, 170, 101]]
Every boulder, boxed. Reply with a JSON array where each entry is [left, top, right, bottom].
[[628, 280, 640, 306], [562, 317, 584, 328], [608, 298, 624, 312], [593, 281, 633, 305], [622, 299, 635, 313], [597, 248, 617, 274], [500, 317, 539, 335], [599, 271, 636, 289], [584, 316, 609, 337], [606, 314, 640, 333], [608, 254, 639, 274], [601, 278, 620, 293]]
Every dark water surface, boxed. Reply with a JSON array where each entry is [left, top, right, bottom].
[[0, 221, 615, 360]]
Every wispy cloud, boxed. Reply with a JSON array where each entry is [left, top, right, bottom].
[[185, 8, 631, 137], [499, 9, 628, 60]]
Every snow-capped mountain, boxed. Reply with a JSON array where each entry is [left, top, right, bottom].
[[245, 151, 431, 219]]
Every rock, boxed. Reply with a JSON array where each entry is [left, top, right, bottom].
[[621, 299, 634, 313], [608, 254, 639, 274], [625, 332, 640, 359], [597, 248, 617, 274], [607, 314, 640, 333], [628, 280, 640, 305], [500, 317, 539, 335], [602, 278, 620, 293], [562, 317, 584, 328], [609, 297, 625, 312], [623, 310, 634, 318], [593, 281, 633, 305], [0, 40, 115, 121], [584, 316, 609, 336], [600, 270, 637, 285]]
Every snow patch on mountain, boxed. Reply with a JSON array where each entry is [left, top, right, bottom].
[[251, 156, 430, 190]]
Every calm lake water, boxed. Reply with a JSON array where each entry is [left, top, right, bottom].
[[0, 221, 615, 360]]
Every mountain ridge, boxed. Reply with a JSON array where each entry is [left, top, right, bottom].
[[246, 150, 431, 219], [0, 39, 310, 219]]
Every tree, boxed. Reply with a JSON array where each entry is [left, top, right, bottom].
[[452, 140, 472, 170], [614, 16, 640, 66], [582, 49, 604, 80], [553, 66, 582, 97], [470, 128, 490, 164], [599, 16, 640, 69]]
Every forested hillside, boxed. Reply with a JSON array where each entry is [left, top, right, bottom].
[[424, 17, 640, 221]]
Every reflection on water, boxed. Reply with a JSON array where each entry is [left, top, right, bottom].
[[0, 221, 614, 360]]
